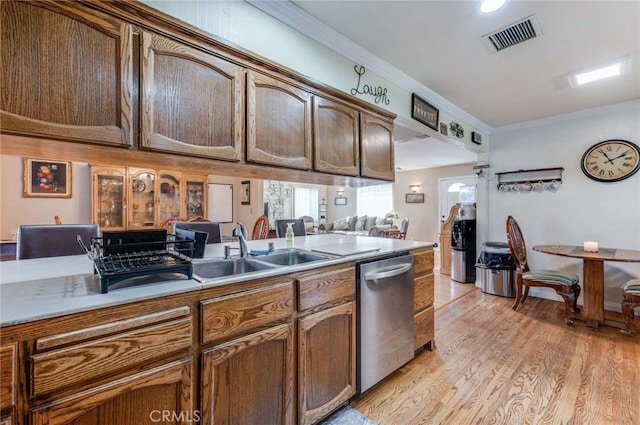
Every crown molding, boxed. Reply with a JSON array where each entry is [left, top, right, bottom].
[[247, 0, 493, 135]]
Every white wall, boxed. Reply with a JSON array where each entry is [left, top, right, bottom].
[[394, 164, 476, 243], [0, 155, 92, 238], [481, 101, 640, 309]]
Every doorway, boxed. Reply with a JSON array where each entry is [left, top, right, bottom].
[[439, 176, 477, 224]]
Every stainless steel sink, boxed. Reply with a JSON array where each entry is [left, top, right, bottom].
[[254, 249, 334, 266], [193, 258, 274, 280]]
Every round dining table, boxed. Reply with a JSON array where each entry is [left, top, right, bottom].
[[532, 245, 640, 331]]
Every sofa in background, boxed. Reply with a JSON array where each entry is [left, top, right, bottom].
[[323, 215, 395, 236]]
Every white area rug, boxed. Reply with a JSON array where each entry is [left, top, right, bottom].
[[320, 406, 377, 425]]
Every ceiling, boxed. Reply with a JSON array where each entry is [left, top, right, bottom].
[[255, 0, 640, 171]]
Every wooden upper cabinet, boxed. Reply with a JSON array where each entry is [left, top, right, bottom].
[[360, 112, 395, 181], [141, 31, 245, 161], [247, 71, 312, 170], [313, 97, 360, 176], [0, 1, 134, 147]]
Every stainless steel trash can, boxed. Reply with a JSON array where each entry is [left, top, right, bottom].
[[476, 242, 516, 298]]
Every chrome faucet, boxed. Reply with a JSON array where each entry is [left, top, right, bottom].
[[232, 222, 248, 258]]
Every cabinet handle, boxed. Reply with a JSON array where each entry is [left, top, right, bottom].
[[364, 263, 412, 280]]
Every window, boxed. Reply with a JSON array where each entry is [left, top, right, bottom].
[[293, 187, 319, 221], [357, 184, 393, 217]]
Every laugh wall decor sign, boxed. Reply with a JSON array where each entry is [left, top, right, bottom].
[[350, 65, 390, 105]]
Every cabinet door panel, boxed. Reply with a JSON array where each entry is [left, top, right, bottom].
[[0, 1, 133, 146], [298, 302, 356, 425], [247, 71, 312, 170], [30, 358, 192, 425], [360, 112, 394, 181], [141, 31, 244, 161], [415, 273, 435, 312], [184, 175, 207, 221], [313, 97, 359, 176], [415, 306, 435, 351], [201, 324, 294, 425], [413, 248, 435, 276], [0, 344, 16, 411], [201, 281, 293, 345], [31, 318, 192, 396], [91, 166, 127, 231], [298, 267, 355, 312]]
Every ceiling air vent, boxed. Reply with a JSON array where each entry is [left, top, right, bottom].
[[482, 15, 542, 52]]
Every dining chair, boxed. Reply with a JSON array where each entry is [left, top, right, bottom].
[[17, 224, 99, 260], [251, 215, 270, 240], [384, 218, 409, 239], [275, 219, 306, 238], [159, 214, 187, 233], [505, 215, 581, 326], [174, 221, 222, 244], [188, 215, 209, 222], [299, 215, 315, 234], [621, 278, 640, 335]]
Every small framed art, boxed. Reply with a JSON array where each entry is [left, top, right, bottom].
[[241, 180, 250, 204], [24, 158, 72, 198], [334, 197, 347, 206], [405, 193, 424, 203], [411, 93, 439, 131]]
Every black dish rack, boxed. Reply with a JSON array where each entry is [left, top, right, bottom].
[[78, 230, 193, 294]]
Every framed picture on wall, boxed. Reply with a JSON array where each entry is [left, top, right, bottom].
[[405, 193, 424, 203], [241, 180, 250, 205], [411, 93, 439, 131], [334, 197, 347, 206], [23, 158, 72, 198]]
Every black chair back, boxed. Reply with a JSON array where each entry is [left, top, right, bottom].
[[174, 221, 222, 244], [274, 219, 306, 238], [17, 224, 99, 260]]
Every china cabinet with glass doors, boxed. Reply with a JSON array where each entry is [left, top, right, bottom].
[[128, 167, 158, 229], [91, 166, 208, 231], [158, 171, 182, 225], [91, 166, 127, 231], [184, 175, 207, 222]]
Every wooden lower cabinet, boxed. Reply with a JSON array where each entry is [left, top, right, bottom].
[[412, 247, 436, 351], [30, 358, 193, 425], [298, 302, 356, 425], [200, 323, 294, 425], [0, 344, 16, 425]]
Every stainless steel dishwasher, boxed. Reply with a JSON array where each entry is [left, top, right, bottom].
[[357, 254, 415, 393]]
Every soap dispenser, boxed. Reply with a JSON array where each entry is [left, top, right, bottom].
[[285, 222, 294, 249]]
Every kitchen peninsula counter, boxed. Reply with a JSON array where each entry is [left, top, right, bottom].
[[0, 234, 432, 326], [0, 234, 434, 425]]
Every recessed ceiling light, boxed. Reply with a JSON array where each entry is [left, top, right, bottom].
[[480, 0, 506, 13], [570, 57, 631, 87]]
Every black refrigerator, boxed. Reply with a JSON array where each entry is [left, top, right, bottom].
[[451, 219, 476, 283]]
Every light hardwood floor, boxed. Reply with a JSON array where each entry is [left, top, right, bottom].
[[352, 274, 640, 424]]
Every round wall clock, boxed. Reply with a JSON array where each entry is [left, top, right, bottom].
[[581, 139, 640, 182]]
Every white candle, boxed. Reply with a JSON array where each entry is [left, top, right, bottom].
[[583, 241, 599, 252]]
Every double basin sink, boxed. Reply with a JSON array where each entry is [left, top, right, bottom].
[[192, 248, 335, 282]]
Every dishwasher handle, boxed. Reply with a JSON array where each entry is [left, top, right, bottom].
[[364, 263, 412, 281]]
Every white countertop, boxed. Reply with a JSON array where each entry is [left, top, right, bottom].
[[0, 234, 432, 326]]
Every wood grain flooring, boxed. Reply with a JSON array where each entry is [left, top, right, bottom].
[[353, 275, 640, 425]]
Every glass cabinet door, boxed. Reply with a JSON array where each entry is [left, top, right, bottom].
[[158, 171, 182, 225], [128, 168, 157, 228], [92, 166, 126, 231], [184, 176, 207, 221]]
